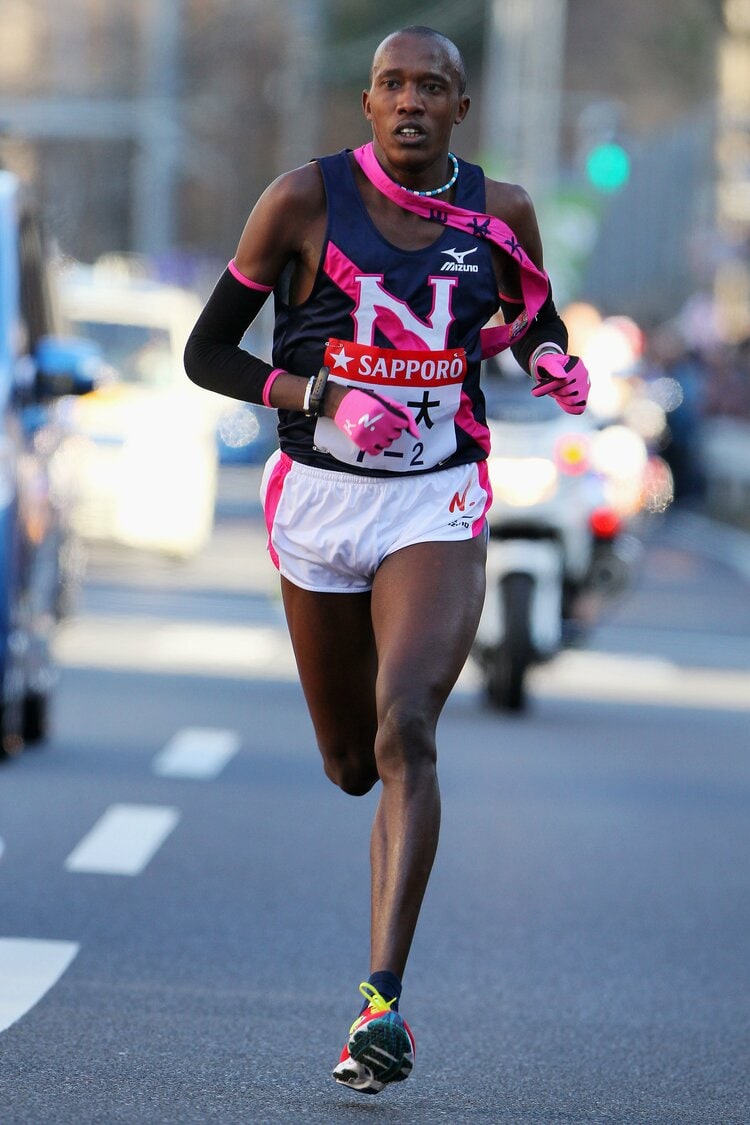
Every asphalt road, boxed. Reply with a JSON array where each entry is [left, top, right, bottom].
[[0, 473, 748, 1124]]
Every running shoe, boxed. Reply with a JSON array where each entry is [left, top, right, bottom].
[[332, 982, 415, 1095]]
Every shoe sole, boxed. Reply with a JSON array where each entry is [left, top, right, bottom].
[[332, 1058, 384, 1095], [349, 1019, 414, 1085]]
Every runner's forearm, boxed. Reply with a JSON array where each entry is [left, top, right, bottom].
[[184, 266, 277, 405], [497, 284, 568, 375]]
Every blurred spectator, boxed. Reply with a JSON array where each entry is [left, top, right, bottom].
[[704, 337, 750, 421], [645, 325, 708, 502]]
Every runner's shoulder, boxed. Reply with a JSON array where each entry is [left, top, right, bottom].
[[483, 177, 536, 230], [258, 161, 327, 225]]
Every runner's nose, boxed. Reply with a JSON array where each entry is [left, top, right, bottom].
[[396, 83, 424, 114]]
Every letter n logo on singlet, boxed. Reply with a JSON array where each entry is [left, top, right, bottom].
[[353, 274, 457, 349]]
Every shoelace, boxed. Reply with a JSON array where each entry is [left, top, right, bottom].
[[348, 982, 397, 1033]]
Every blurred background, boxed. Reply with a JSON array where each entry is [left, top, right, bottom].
[[2, 7, 750, 1120], [0, 0, 743, 312], [2, 0, 749, 525]]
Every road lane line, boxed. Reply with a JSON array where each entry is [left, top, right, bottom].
[[64, 804, 180, 875], [54, 613, 750, 710], [528, 650, 750, 710], [54, 617, 297, 680], [152, 727, 240, 779], [0, 939, 79, 1033]]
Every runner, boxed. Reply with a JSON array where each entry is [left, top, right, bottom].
[[184, 25, 589, 1095]]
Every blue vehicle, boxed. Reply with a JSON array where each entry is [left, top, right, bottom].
[[0, 171, 100, 758]]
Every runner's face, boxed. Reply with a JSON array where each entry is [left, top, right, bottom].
[[363, 34, 470, 181]]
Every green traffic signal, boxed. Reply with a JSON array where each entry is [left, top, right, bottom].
[[585, 142, 631, 192]]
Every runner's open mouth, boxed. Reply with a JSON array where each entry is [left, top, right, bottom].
[[394, 125, 426, 139]]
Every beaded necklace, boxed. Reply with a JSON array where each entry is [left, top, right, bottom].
[[395, 152, 459, 198]]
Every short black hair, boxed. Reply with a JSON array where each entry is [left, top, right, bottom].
[[371, 26, 467, 95]]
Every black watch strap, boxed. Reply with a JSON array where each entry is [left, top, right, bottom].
[[305, 365, 330, 417]]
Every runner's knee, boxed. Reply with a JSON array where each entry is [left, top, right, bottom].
[[319, 739, 378, 796], [374, 702, 437, 779]]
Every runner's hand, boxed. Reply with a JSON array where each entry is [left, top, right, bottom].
[[334, 387, 420, 454], [531, 354, 590, 416]]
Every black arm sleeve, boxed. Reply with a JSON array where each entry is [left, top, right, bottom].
[[183, 268, 277, 405], [498, 283, 568, 374]]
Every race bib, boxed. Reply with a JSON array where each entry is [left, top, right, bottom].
[[313, 338, 467, 472]]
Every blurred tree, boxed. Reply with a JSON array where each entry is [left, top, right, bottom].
[[565, 0, 719, 137], [179, 1, 286, 258], [0, 0, 726, 319]]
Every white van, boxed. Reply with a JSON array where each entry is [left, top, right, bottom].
[[59, 262, 219, 558]]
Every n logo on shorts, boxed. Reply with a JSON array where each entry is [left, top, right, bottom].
[[449, 485, 470, 513]]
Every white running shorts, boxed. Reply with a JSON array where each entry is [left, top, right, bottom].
[[260, 450, 492, 593]]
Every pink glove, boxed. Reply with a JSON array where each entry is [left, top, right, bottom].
[[334, 387, 420, 454], [531, 353, 590, 415]]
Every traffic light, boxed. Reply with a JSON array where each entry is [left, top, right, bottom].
[[585, 142, 631, 193]]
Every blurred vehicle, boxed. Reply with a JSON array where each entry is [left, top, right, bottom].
[[472, 366, 641, 711], [0, 171, 100, 755], [59, 262, 219, 557]]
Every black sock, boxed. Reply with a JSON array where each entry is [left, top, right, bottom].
[[361, 970, 402, 1013]]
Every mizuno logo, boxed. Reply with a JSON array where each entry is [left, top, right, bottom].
[[440, 246, 479, 273]]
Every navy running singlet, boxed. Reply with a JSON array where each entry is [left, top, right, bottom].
[[271, 149, 501, 477]]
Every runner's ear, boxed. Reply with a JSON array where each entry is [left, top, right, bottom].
[[454, 94, 470, 125]]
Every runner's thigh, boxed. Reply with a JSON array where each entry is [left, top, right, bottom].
[[370, 535, 487, 720], [280, 578, 378, 748]]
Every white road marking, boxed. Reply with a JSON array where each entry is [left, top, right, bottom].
[[55, 613, 750, 711], [152, 727, 240, 779], [54, 616, 297, 680], [0, 938, 80, 1033], [64, 804, 180, 875], [528, 650, 750, 711]]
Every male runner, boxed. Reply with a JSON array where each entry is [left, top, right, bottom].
[[184, 25, 588, 1095]]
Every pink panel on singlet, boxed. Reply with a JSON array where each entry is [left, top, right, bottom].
[[323, 242, 361, 298], [456, 391, 492, 536], [263, 452, 294, 569], [227, 259, 274, 291], [456, 388, 491, 456]]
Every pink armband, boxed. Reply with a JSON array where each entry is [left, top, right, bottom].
[[262, 368, 286, 408], [227, 259, 274, 292]]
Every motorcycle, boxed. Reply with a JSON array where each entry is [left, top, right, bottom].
[[472, 365, 640, 711]]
